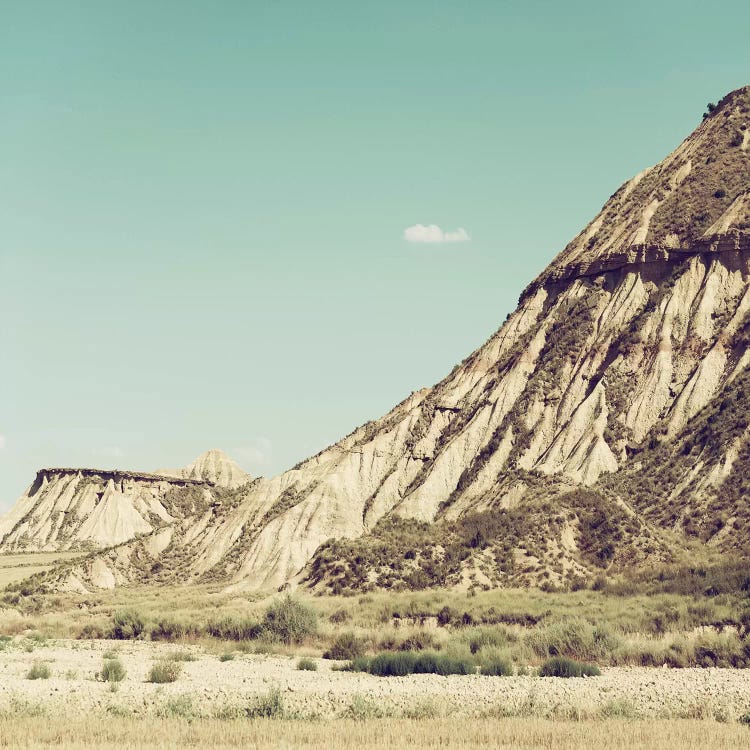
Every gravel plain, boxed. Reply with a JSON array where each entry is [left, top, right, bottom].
[[1, 639, 749, 721]]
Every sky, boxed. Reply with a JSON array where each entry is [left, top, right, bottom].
[[1, 1, 749, 510]]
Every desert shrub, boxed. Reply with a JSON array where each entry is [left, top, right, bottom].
[[468, 628, 508, 655], [156, 695, 196, 719], [354, 651, 474, 677], [246, 688, 285, 718], [599, 698, 639, 719], [205, 615, 263, 641], [539, 656, 600, 677], [343, 694, 388, 720], [693, 632, 747, 667], [479, 657, 514, 676], [437, 606, 457, 626], [296, 657, 317, 671], [110, 610, 146, 640], [78, 622, 107, 640], [329, 608, 351, 624], [26, 660, 51, 680], [218, 652, 235, 662], [167, 649, 197, 662], [147, 660, 182, 683], [324, 632, 366, 660], [526, 618, 621, 662], [262, 595, 318, 645], [398, 631, 438, 652], [100, 658, 126, 683], [150, 618, 200, 641]]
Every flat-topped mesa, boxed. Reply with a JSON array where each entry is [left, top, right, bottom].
[[32, 467, 212, 491], [0, 452, 245, 553], [521, 86, 750, 301]]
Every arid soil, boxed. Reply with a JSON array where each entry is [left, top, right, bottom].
[[1, 639, 749, 721]]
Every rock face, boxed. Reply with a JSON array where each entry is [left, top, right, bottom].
[[158, 449, 252, 489], [0, 453, 245, 552], [7, 86, 750, 593]]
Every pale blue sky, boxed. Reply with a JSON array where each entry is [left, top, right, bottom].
[[2, 1, 749, 508]]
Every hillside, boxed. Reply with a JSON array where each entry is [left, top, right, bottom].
[[4, 86, 750, 594]]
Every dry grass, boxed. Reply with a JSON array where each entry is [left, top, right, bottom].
[[0, 717, 748, 749], [2, 568, 748, 670], [0, 552, 84, 588]]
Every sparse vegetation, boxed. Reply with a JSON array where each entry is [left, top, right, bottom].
[[110, 610, 145, 640], [25, 660, 51, 680], [349, 651, 475, 677], [147, 660, 182, 683], [324, 632, 367, 660], [539, 657, 601, 678], [100, 657, 126, 683], [296, 657, 318, 671], [479, 656, 514, 676], [261, 595, 318, 645], [246, 688, 285, 719]]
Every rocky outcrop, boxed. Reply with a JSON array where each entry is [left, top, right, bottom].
[[9, 86, 750, 593], [0, 459, 230, 552], [158, 449, 252, 489]]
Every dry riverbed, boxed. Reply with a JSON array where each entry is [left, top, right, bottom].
[[1, 639, 749, 722]]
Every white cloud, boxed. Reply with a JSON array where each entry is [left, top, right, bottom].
[[403, 224, 470, 244], [233, 438, 273, 473], [0, 435, 6, 450]]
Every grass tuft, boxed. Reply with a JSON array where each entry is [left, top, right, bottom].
[[147, 660, 182, 683], [350, 651, 474, 677], [539, 656, 601, 677], [100, 658, 126, 683], [25, 660, 51, 680]]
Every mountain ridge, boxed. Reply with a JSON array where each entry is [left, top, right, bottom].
[[4, 86, 750, 594]]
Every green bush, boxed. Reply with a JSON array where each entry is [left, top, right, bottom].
[[437, 606, 457, 626], [398, 631, 438, 652], [296, 657, 318, 671], [329, 608, 351, 624], [218, 652, 235, 662], [147, 660, 182, 683], [26, 660, 51, 680], [262, 595, 318, 645], [479, 657, 513, 676], [110, 610, 146, 640], [324, 632, 366, 660], [352, 651, 474, 677], [539, 656, 601, 678], [468, 628, 508, 655], [205, 615, 263, 641], [526, 619, 621, 661], [100, 658, 126, 683], [150, 618, 200, 641]]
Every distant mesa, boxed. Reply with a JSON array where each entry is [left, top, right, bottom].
[[157, 449, 252, 489], [0, 450, 251, 554]]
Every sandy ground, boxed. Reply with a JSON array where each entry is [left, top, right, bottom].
[[1, 639, 749, 721]]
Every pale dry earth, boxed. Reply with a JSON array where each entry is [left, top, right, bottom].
[[1, 640, 749, 721]]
